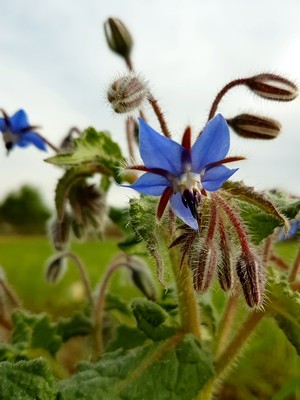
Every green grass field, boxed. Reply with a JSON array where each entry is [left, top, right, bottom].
[[0, 235, 144, 317]]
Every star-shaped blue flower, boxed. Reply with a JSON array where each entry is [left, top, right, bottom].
[[126, 114, 242, 231], [0, 109, 46, 152]]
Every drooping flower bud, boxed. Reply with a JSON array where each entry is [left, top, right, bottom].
[[49, 214, 71, 251], [191, 244, 218, 292], [246, 73, 298, 101], [236, 252, 264, 307], [107, 73, 149, 114], [217, 222, 234, 291], [227, 114, 281, 140], [45, 255, 66, 284], [128, 256, 156, 300], [104, 17, 133, 58]]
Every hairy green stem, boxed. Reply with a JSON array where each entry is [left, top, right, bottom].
[[170, 249, 201, 339], [216, 309, 264, 376], [62, 251, 95, 311], [214, 293, 239, 358], [93, 254, 129, 357]]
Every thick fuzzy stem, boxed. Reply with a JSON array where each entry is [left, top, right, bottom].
[[169, 248, 201, 339]]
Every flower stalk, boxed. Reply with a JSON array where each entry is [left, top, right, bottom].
[[169, 248, 201, 340]]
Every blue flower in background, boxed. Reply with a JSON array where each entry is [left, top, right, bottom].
[[126, 114, 241, 231], [0, 109, 46, 152], [277, 218, 300, 241]]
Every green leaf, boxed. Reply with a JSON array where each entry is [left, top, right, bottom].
[[238, 203, 283, 244], [266, 274, 300, 354], [0, 359, 55, 400], [46, 127, 123, 174], [132, 298, 177, 341], [105, 293, 131, 316], [57, 312, 92, 342], [265, 190, 300, 219], [12, 310, 62, 356], [223, 182, 289, 243], [57, 334, 213, 400], [106, 325, 148, 352], [129, 196, 172, 286]]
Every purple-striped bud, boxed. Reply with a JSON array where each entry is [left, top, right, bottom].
[[107, 73, 149, 114], [191, 244, 217, 292], [217, 228, 234, 292], [227, 114, 281, 140], [246, 73, 298, 102], [104, 17, 133, 58], [236, 252, 264, 307]]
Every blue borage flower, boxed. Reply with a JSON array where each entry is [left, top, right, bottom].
[[0, 109, 46, 152], [125, 114, 244, 231]]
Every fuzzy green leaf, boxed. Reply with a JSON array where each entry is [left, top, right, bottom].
[[0, 359, 55, 400], [57, 334, 213, 400], [45, 128, 123, 173], [132, 298, 177, 341], [106, 325, 148, 352], [223, 181, 289, 244], [57, 312, 92, 342], [266, 274, 300, 354], [12, 310, 62, 356], [129, 196, 172, 286]]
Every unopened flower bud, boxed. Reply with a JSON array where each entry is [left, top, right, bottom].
[[227, 114, 281, 140], [107, 73, 149, 114], [246, 73, 298, 101], [191, 245, 217, 292], [45, 255, 66, 284], [217, 226, 234, 291], [104, 17, 133, 58], [236, 252, 264, 307], [128, 256, 156, 300], [49, 215, 70, 251]]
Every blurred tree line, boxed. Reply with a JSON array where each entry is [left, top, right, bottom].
[[0, 186, 51, 235]]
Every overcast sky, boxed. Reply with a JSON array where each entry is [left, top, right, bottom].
[[0, 0, 299, 208]]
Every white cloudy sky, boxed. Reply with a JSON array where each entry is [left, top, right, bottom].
[[0, 0, 299, 208]]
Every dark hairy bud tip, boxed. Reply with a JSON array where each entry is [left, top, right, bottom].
[[236, 252, 265, 307]]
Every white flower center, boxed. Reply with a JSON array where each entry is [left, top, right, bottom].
[[173, 167, 202, 194]]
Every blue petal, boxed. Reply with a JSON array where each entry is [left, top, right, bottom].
[[0, 118, 7, 132], [138, 118, 186, 176], [190, 114, 230, 173], [9, 109, 30, 132], [170, 192, 198, 231], [17, 132, 47, 151], [202, 165, 238, 191], [126, 172, 170, 195]]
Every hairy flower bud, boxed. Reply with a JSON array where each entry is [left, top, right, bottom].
[[128, 257, 156, 300], [107, 73, 149, 114], [236, 252, 264, 307], [191, 244, 217, 292], [45, 255, 66, 284], [246, 73, 298, 101], [104, 17, 133, 58], [217, 224, 234, 291], [227, 114, 281, 140], [49, 215, 70, 251]]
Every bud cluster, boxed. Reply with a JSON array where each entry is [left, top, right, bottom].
[[170, 195, 265, 307]]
